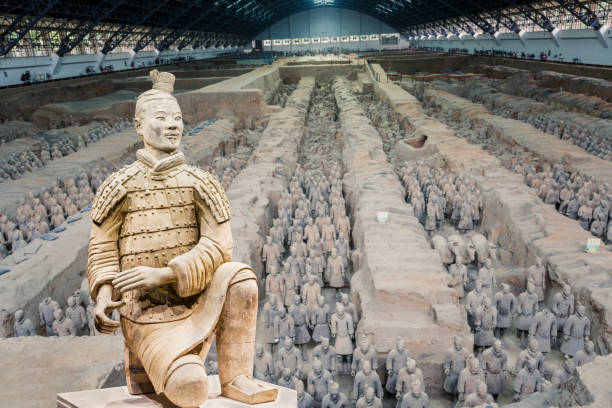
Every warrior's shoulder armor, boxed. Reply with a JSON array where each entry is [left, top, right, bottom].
[[183, 165, 231, 223], [90, 163, 141, 224]]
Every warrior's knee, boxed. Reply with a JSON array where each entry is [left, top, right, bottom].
[[164, 355, 208, 408], [228, 278, 258, 306]]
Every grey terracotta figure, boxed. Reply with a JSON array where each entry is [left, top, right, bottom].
[[464, 380, 495, 408], [273, 308, 295, 344], [330, 303, 354, 373], [277, 367, 298, 390], [339, 293, 358, 328], [276, 336, 302, 379], [552, 284, 574, 333], [253, 344, 274, 383], [494, 283, 515, 338], [561, 304, 591, 357], [306, 358, 333, 402], [311, 295, 331, 343], [465, 280, 486, 330], [356, 386, 383, 408], [321, 381, 349, 408], [386, 337, 410, 394], [443, 335, 470, 396], [513, 359, 541, 402], [262, 294, 281, 352], [289, 294, 311, 358], [396, 357, 425, 402], [527, 258, 546, 302], [13, 309, 35, 337], [65, 296, 87, 336], [448, 256, 467, 298], [551, 357, 576, 390], [296, 380, 314, 408], [352, 360, 383, 404], [573, 340, 596, 367], [481, 340, 507, 401], [399, 379, 429, 408], [457, 357, 485, 403], [474, 296, 497, 353], [529, 308, 557, 353], [52, 308, 75, 337], [39, 296, 59, 336], [515, 336, 545, 374], [351, 336, 378, 376], [262, 235, 280, 275], [312, 337, 337, 373], [516, 280, 539, 346]]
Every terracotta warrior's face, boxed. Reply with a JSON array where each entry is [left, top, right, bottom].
[[136, 98, 183, 154]]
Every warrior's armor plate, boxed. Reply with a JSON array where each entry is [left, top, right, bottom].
[[88, 152, 231, 324]]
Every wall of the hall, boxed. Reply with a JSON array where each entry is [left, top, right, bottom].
[[0, 47, 241, 88], [412, 29, 612, 66], [255, 7, 399, 52]]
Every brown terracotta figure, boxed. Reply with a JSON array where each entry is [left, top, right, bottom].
[[87, 70, 277, 407]]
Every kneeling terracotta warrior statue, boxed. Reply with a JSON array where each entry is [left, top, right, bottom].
[[87, 70, 277, 407]]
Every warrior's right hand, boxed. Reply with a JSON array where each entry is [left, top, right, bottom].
[[94, 284, 123, 334]]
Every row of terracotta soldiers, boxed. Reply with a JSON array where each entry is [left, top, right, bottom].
[[0, 165, 113, 258], [398, 159, 483, 235], [13, 280, 120, 338], [495, 143, 612, 242]]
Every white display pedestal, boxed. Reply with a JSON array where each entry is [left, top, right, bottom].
[[57, 375, 296, 408]]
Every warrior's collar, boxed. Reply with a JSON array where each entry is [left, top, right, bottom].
[[136, 149, 185, 174]]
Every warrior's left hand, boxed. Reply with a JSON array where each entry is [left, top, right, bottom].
[[112, 266, 176, 293]]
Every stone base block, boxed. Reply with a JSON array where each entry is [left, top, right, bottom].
[[57, 376, 295, 408]]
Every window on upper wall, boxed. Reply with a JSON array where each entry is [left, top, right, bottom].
[[312, 37, 320, 43], [283, 39, 291, 45]]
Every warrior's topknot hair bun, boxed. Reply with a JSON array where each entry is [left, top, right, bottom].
[[150, 69, 175, 94], [135, 70, 177, 118]]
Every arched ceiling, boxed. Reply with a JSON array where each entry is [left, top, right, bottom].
[[0, 0, 605, 56]]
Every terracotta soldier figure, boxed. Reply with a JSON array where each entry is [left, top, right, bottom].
[[529, 308, 557, 353], [551, 357, 576, 390], [527, 258, 546, 302], [52, 308, 75, 337], [561, 304, 591, 357], [386, 337, 410, 395], [276, 336, 302, 379], [289, 294, 311, 358], [311, 295, 331, 343], [513, 359, 541, 402], [312, 336, 337, 373], [351, 336, 378, 376], [307, 358, 333, 403], [339, 293, 358, 328], [464, 380, 495, 408], [474, 296, 497, 353], [443, 335, 470, 396], [396, 357, 425, 401], [253, 344, 274, 383], [356, 386, 383, 408], [330, 304, 354, 374], [457, 357, 485, 403], [296, 381, 314, 408], [481, 340, 507, 401], [574, 340, 596, 367], [262, 235, 280, 275], [516, 280, 539, 346], [352, 361, 383, 404], [399, 379, 429, 408], [39, 296, 59, 336], [65, 296, 87, 336], [321, 382, 349, 408], [13, 309, 35, 337], [273, 308, 295, 344], [552, 284, 574, 333], [494, 283, 515, 338], [465, 280, 486, 330], [87, 70, 276, 407], [515, 336, 545, 374]]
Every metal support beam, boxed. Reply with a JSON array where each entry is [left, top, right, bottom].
[[101, 0, 173, 54], [0, 0, 61, 56], [56, 0, 127, 56]]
